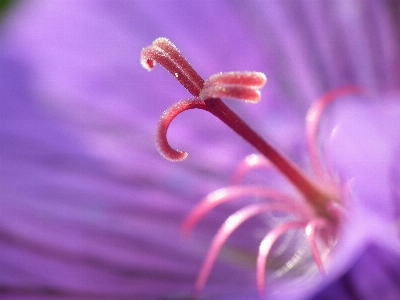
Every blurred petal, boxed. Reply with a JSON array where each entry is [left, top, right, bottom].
[[0, 1, 400, 299], [311, 244, 400, 300]]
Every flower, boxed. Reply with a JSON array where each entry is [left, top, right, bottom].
[[0, 1, 400, 299]]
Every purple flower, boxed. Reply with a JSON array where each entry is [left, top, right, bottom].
[[1, 1, 400, 299]]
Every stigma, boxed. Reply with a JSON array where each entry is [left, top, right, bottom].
[[141, 38, 353, 297]]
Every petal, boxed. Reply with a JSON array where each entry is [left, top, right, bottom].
[[1, 1, 400, 300], [311, 244, 400, 300]]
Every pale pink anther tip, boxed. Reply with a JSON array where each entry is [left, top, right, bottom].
[[156, 134, 188, 162], [153, 37, 169, 44], [156, 127, 188, 161], [152, 37, 176, 49], [140, 47, 156, 71], [257, 72, 267, 87], [141, 58, 155, 71], [159, 148, 188, 162]]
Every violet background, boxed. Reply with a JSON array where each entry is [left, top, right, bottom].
[[0, 0, 400, 299]]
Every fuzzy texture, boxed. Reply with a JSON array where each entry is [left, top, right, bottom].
[[1, 1, 400, 299]]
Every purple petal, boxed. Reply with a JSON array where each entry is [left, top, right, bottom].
[[1, 1, 400, 299], [311, 244, 400, 300]]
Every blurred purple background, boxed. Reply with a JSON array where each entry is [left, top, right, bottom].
[[0, 1, 400, 299]]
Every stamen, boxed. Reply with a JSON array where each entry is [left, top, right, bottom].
[[204, 99, 335, 215], [141, 38, 345, 297], [327, 201, 347, 220], [306, 86, 367, 178], [194, 203, 305, 294], [256, 221, 307, 297], [305, 218, 327, 275], [142, 38, 332, 217], [231, 154, 273, 185], [181, 186, 311, 236]]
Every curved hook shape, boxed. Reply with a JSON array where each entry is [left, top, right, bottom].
[[156, 98, 208, 161], [141, 38, 204, 97]]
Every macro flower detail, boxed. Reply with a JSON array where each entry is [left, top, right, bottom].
[[141, 38, 353, 297], [1, 1, 400, 300]]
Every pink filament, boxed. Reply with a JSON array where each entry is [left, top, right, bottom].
[[305, 218, 327, 275], [195, 203, 305, 294], [256, 221, 307, 297], [142, 38, 332, 210], [181, 186, 311, 235], [231, 153, 273, 184], [306, 86, 367, 178], [140, 38, 344, 296]]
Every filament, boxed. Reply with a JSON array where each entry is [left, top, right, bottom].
[[195, 203, 306, 294], [181, 186, 311, 236], [140, 38, 347, 297], [305, 218, 328, 275], [306, 86, 367, 178], [256, 221, 307, 296]]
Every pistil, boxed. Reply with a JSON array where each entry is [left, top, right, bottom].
[[141, 37, 337, 219], [141, 37, 348, 297]]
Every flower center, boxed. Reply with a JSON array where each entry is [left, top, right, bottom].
[[140, 38, 352, 297]]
